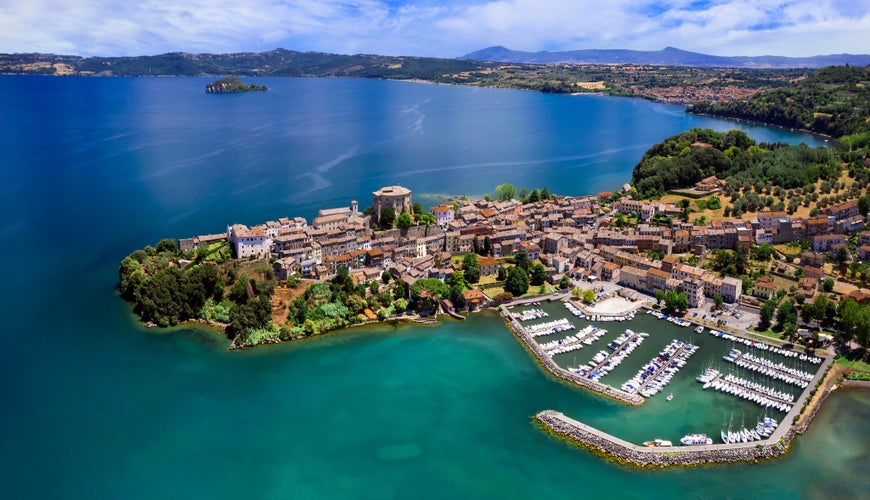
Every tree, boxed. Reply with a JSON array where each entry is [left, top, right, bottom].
[[541, 187, 551, 200], [505, 266, 530, 297], [530, 263, 547, 286], [447, 269, 465, 288], [582, 288, 595, 304], [750, 243, 773, 261], [859, 195, 870, 217], [776, 299, 798, 330], [559, 275, 571, 290], [482, 236, 492, 256], [462, 253, 480, 284], [494, 183, 517, 201], [393, 298, 408, 314], [412, 201, 424, 217], [664, 289, 688, 314], [497, 265, 507, 281], [379, 207, 395, 229], [397, 211, 412, 228], [449, 285, 466, 309], [528, 189, 541, 203], [822, 277, 835, 292], [759, 299, 776, 330], [655, 289, 665, 307], [513, 251, 530, 272], [713, 294, 724, 310]]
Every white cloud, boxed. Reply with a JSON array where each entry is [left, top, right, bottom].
[[0, 0, 868, 57]]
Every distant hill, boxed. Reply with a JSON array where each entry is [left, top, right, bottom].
[[461, 46, 870, 69], [0, 48, 494, 78]]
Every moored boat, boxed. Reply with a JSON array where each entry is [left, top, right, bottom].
[[643, 439, 673, 447], [680, 434, 713, 446]]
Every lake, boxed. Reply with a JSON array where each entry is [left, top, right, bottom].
[[0, 75, 865, 499]]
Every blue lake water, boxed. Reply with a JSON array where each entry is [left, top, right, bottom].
[[0, 75, 865, 498]]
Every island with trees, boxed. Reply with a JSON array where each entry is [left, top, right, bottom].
[[205, 76, 267, 93]]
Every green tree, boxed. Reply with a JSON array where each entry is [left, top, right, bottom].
[[750, 243, 773, 261], [379, 207, 396, 229], [822, 277, 835, 292], [582, 288, 595, 304], [494, 183, 517, 201], [859, 195, 870, 217], [393, 298, 408, 314], [497, 265, 507, 281], [776, 299, 798, 330], [462, 253, 480, 284], [449, 285, 467, 309], [513, 251, 530, 272], [664, 289, 689, 314], [530, 263, 547, 286], [482, 236, 492, 256], [412, 201, 424, 217], [559, 275, 571, 290], [505, 266, 530, 297], [759, 299, 776, 330], [397, 211, 412, 228], [655, 289, 665, 307]]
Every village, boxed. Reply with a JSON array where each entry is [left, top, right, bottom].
[[176, 178, 870, 338]]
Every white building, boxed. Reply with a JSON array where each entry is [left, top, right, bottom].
[[227, 224, 271, 259]]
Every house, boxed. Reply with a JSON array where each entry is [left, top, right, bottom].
[[431, 204, 455, 228], [753, 276, 775, 299], [227, 224, 271, 259], [463, 289, 488, 311], [694, 175, 722, 192], [479, 256, 499, 276], [812, 234, 846, 253]]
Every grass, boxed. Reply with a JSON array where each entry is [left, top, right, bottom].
[[836, 356, 870, 380]]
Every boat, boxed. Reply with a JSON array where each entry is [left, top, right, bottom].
[[643, 439, 673, 447], [694, 325, 704, 334], [666, 393, 674, 402], [680, 434, 713, 446]]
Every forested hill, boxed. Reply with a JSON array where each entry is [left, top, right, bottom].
[[629, 128, 870, 207], [688, 65, 870, 137], [0, 49, 497, 79]]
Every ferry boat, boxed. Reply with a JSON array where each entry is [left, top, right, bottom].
[[643, 439, 673, 447], [666, 393, 674, 402], [680, 434, 713, 446]]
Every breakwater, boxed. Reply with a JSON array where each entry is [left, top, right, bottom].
[[500, 306, 644, 406], [536, 410, 789, 467], [536, 355, 836, 467]]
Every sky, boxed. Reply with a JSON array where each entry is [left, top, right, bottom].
[[1, 0, 869, 58]]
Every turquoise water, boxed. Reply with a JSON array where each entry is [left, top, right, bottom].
[[0, 76, 865, 498]]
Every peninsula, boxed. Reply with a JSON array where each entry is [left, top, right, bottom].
[[118, 124, 870, 466], [205, 76, 267, 93]]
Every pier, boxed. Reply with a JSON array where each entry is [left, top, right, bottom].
[[723, 349, 814, 388], [501, 307, 644, 407], [634, 342, 695, 396], [577, 330, 645, 381]]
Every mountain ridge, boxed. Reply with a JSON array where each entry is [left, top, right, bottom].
[[460, 46, 870, 68]]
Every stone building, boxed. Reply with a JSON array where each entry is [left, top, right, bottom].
[[372, 185, 412, 226]]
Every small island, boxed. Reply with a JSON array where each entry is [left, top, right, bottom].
[[205, 76, 267, 93]]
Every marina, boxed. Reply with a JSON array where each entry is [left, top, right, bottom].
[[505, 297, 830, 453]]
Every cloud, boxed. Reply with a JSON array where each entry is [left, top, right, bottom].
[[0, 0, 868, 57]]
